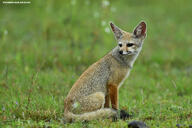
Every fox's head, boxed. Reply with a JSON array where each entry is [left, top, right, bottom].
[[110, 21, 147, 55]]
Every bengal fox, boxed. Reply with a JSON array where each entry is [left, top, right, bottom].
[[64, 21, 147, 122]]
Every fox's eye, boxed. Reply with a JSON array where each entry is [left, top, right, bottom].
[[119, 44, 122, 47], [127, 43, 134, 47]]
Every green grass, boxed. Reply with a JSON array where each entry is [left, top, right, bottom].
[[0, 0, 192, 127]]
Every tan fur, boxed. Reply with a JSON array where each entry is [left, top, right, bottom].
[[64, 21, 147, 122], [108, 56, 130, 86]]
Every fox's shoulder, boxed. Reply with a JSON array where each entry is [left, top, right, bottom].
[[74, 52, 113, 80], [84, 52, 113, 73]]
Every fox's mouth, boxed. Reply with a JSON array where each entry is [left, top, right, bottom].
[[119, 51, 137, 55]]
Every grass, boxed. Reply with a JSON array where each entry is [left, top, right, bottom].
[[0, 0, 192, 127]]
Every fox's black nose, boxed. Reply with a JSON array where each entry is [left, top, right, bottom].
[[119, 51, 123, 54]]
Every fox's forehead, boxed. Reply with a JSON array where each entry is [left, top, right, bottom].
[[120, 32, 134, 42]]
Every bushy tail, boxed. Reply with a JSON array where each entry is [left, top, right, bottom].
[[64, 108, 116, 122]]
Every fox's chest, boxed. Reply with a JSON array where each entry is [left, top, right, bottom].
[[108, 65, 130, 87]]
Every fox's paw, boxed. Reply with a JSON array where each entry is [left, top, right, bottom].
[[112, 109, 119, 122], [120, 110, 132, 120], [82, 120, 89, 124], [112, 114, 118, 122]]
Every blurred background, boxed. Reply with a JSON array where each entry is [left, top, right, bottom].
[[0, 0, 192, 127]]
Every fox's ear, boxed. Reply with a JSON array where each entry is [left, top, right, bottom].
[[110, 22, 123, 40], [133, 21, 146, 38]]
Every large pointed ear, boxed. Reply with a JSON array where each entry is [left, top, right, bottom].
[[110, 22, 123, 40], [133, 21, 146, 38]]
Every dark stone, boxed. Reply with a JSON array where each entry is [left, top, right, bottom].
[[176, 124, 182, 128], [176, 124, 192, 128], [128, 121, 149, 128]]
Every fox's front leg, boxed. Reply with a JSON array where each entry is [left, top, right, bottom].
[[104, 94, 110, 108], [109, 84, 131, 120], [108, 84, 118, 110], [108, 84, 118, 121]]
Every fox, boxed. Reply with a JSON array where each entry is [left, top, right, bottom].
[[64, 21, 147, 122]]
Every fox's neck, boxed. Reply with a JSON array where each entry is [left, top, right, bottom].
[[111, 46, 142, 68]]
